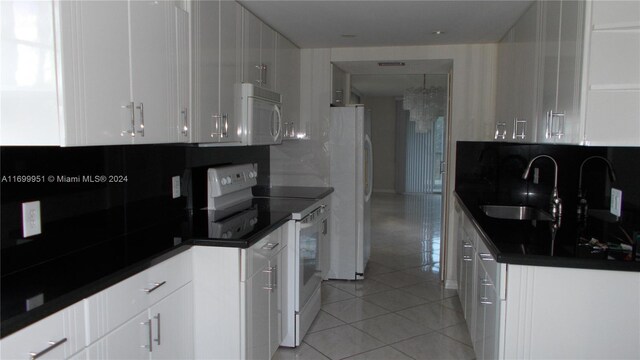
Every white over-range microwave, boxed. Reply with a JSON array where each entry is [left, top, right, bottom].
[[238, 83, 283, 145]]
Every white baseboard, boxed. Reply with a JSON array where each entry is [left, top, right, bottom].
[[444, 280, 458, 290]]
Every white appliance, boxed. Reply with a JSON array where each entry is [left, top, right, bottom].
[[238, 83, 283, 145], [328, 105, 372, 280], [281, 198, 329, 347]]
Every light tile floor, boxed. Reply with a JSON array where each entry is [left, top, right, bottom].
[[274, 193, 474, 360]]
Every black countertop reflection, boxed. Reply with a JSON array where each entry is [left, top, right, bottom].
[[456, 192, 639, 271], [0, 194, 328, 338]]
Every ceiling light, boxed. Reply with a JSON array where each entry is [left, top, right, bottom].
[[432, 30, 445, 35], [378, 62, 406, 67], [341, 34, 357, 38]]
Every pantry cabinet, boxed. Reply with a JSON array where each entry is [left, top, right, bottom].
[[242, 9, 277, 90], [276, 35, 301, 139], [192, 0, 242, 144], [193, 227, 286, 360]]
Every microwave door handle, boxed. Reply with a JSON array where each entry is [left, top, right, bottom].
[[271, 105, 282, 139]]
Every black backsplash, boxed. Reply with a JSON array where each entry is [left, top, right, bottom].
[[0, 144, 270, 276], [456, 141, 640, 247]]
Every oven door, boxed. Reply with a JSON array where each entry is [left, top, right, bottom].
[[296, 213, 323, 309]]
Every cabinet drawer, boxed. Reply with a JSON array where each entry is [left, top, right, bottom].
[[476, 238, 498, 288], [86, 250, 193, 344], [242, 227, 284, 281], [1, 301, 85, 360]]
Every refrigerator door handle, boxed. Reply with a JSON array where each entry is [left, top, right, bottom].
[[364, 134, 373, 202]]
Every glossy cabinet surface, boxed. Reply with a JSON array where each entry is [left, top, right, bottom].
[[276, 35, 301, 139], [193, 226, 286, 360], [192, 0, 242, 144], [242, 9, 276, 90]]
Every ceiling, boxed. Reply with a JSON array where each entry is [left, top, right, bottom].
[[238, 0, 533, 48]]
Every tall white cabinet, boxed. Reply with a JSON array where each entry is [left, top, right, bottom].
[[192, 0, 242, 144], [275, 34, 301, 139], [242, 9, 277, 90]]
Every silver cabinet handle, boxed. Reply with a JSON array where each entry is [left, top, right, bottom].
[[211, 114, 223, 137], [255, 64, 264, 85], [181, 108, 188, 136], [546, 111, 565, 139], [261, 64, 268, 86], [222, 114, 229, 138], [262, 266, 274, 290], [513, 118, 526, 139], [283, 122, 290, 137], [121, 102, 136, 137], [272, 265, 277, 289], [463, 242, 473, 248], [494, 122, 507, 140], [480, 277, 492, 286], [463, 255, 473, 262], [135, 103, 145, 136], [29, 338, 67, 360], [143, 281, 166, 293], [480, 253, 494, 261], [480, 296, 493, 305], [262, 242, 279, 250], [140, 320, 152, 352], [154, 313, 161, 346]]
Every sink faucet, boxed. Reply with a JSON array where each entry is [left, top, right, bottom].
[[577, 156, 617, 220], [522, 155, 562, 228]]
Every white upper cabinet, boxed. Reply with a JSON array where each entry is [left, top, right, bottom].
[[242, 9, 276, 90], [192, 0, 242, 144], [0, 1, 187, 146], [580, 0, 640, 146], [275, 34, 301, 139]]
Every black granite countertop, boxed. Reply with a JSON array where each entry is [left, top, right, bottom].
[[455, 192, 640, 272], [0, 188, 333, 338]]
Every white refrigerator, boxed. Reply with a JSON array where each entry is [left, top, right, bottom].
[[328, 105, 372, 280]]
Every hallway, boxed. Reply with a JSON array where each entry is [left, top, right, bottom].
[[275, 193, 474, 360]]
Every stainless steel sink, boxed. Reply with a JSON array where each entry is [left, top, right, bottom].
[[480, 205, 553, 221]]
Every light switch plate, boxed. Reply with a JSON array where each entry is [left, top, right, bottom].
[[610, 188, 622, 217], [172, 176, 181, 199], [22, 201, 41, 237]]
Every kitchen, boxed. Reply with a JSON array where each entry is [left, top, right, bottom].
[[1, 1, 639, 360]]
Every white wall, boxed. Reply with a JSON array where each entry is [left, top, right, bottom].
[[270, 48, 332, 187], [362, 96, 397, 193], [271, 44, 498, 286]]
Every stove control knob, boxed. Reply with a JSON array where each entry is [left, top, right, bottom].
[[249, 217, 258, 226], [220, 177, 228, 185], [226, 231, 233, 238], [225, 176, 232, 184]]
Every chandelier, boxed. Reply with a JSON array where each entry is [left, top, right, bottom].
[[402, 75, 446, 133]]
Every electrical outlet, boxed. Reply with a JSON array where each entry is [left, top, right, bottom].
[[172, 176, 181, 199], [610, 188, 622, 217], [22, 201, 41, 237]]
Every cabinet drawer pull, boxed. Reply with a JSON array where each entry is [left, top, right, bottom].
[[463, 242, 473, 248], [480, 296, 493, 305], [513, 118, 526, 139], [143, 281, 166, 293], [480, 253, 494, 261], [463, 255, 472, 262], [181, 108, 188, 136], [494, 122, 507, 140], [121, 102, 136, 137], [29, 338, 67, 360], [136, 102, 145, 136], [262, 242, 279, 251]]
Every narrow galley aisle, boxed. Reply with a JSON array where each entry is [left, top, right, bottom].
[[274, 193, 475, 360]]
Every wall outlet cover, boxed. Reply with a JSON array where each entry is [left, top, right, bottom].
[[172, 176, 181, 199], [22, 201, 41, 237], [610, 188, 622, 217]]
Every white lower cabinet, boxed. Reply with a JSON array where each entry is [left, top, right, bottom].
[[0, 301, 86, 360], [193, 226, 286, 359], [456, 197, 640, 359]]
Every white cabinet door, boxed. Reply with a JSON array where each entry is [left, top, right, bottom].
[[174, 6, 190, 143], [218, 0, 242, 143], [276, 35, 301, 139], [242, 9, 262, 87], [269, 250, 283, 358], [58, 1, 133, 146], [494, 29, 515, 141], [245, 268, 270, 360], [260, 24, 276, 90], [101, 311, 151, 360], [149, 284, 194, 360], [129, 0, 172, 144], [1, 311, 67, 360]]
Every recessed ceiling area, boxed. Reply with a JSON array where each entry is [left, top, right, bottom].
[[238, 1, 533, 48], [336, 59, 452, 97]]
